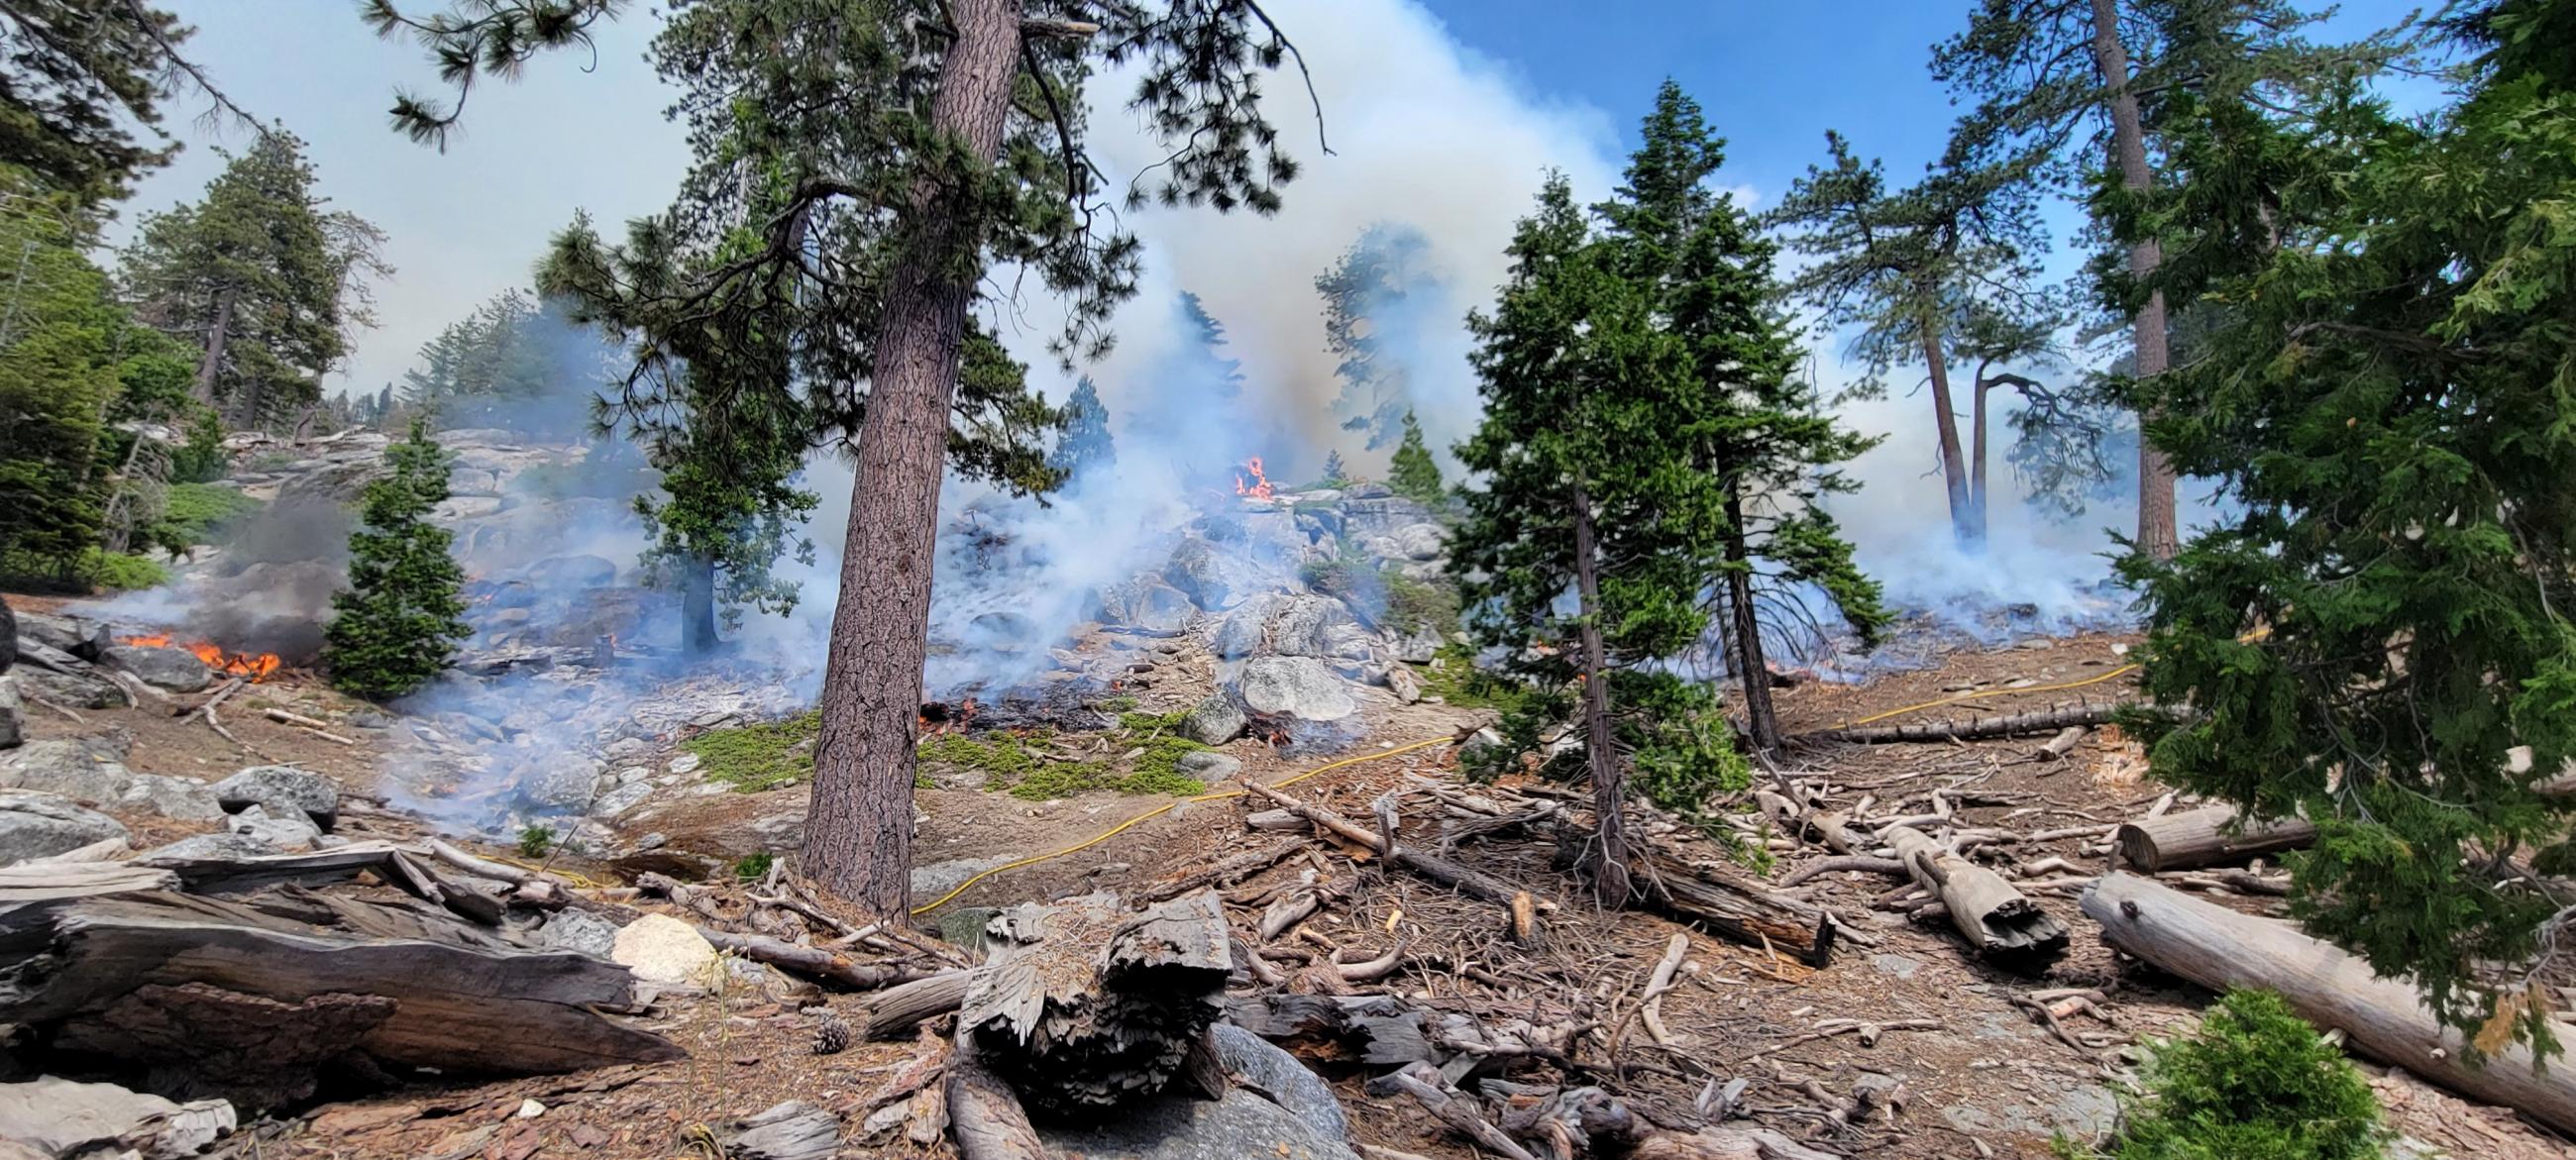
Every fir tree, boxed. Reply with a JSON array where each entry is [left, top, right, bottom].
[[1049, 377, 1116, 484], [117, 132, 386, 429], [2116, 0, 2576, 1051], [324, 419, 471, 699], [1317, 221, 1440, 448], [1386, 410, 1442, 504], [0, 182, 122, 582], [1608, 81, 1886, 749], [1179, 292, 1244, 400], [1451, 173, 1730, 904], [1320, 449, 1348, 487], [0, 2, 216, 208]]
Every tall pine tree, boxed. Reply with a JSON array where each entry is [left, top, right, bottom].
[[1386, 409, 1442, 504], [1318, 221, 1440, 448], [1608, 82, 1887, 749], [1452, 174, 1730, 904], [324, 419, 471, 699], [1049, 377, 1116, 485]]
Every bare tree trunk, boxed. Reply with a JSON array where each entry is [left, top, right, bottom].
[[681, 554, 718, 654], [1723, 491, 1778, 751], [803, 0, 1024, 916], [1569, 479, 1631, 906], [193, 287, 236, 408], [1969, 373, 1990, 544], [1916, 323, 1973, 548], [2089, 0, 2178, 561]]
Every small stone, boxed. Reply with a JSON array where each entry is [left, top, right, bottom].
[[570, 1123, 610, 1148], [1173, 751, 1241, 781], [636, 832, 668, 850], [667, 753, 702, 776], [226, 804, 322, 851], [516, 1099, 546, 1118]]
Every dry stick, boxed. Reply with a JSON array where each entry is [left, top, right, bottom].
[[177, 677, 245, 720], [1143, 837, 1313, 901], [20, 691, 85, 722], [698, 926, 938, 991], [1639, 932, 1689, 1048], [1776, 855, 1905, 888], [263, 706, 357, 745], [1237, 780, 1529, 908], [1737, 1017, 1942, 1064], [1382, 1065, 1537, 1160]]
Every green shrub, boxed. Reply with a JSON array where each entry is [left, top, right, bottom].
[[150, 482, 260, 549], [1383, 571, 1460, 634], [2063, 990, 2385, 1160], [686, 709, 822, 791], [518, 825, 555, 858], [734, 852, 776, 881], [324, 421, 472, 700], [82, 549, 169, 590], [1416, 643, 1544, 712]]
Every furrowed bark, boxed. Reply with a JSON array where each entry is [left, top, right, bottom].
[[2113, 804, 2316, 873], [804, 0, 1025, 916], [2085, 872, 2576, 1135], [1724, 489, 1779, 750], [681, 553, 717, 653], [1917, 308, 1975, 547], [1569, 479, 1631, 906], [2088, 0, 2177, 561], [1791, 700, 2119, 746]]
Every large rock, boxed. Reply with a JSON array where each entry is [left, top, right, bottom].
[[13, 610, 108, 659], [1179, 693, 1246, 746], [0, 738, 133, 806], [532, 908, 621, 959], [274, 454, 390, 505], [100, 644, 212, 693], [1210, 595, 1278, 660], [1270, 596, 1360, 659], [1341, 495, 1434, 536], [0, 791, 127, 867], [612, 913, 719, 986], [517, 759, 604, 813], [1163, 536, 1276, 611], [225, 804, 321, 852], [1392, 521, 1448, 562], [1232, 657, 1356, 722], [213, 766, 341, 829], [1035, 1024, 1356, 1160], [121, 775, 224, 822], [1387, 626, 1444, 665], [0, 682, 18, 750], [12, 669, 120, 710], [0, 1076, 236, 1160], [520, 554, 619, 590]]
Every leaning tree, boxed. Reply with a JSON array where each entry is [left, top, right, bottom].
[[374, 0, 1327, 916]]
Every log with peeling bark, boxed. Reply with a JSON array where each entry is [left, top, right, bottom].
[[1578, 827, 1834, 967], [2112, 804, 2317, 873], [0, 890, 682, 1107], [945, 1040, 1046, 1160], [1790, 701, 2121, 746], [866, 969, 973, 1038], [697, 927, 939, 991], [1884, 825, 2067, 966], [2085, 872, 2576, 1135], [956, 890, 1232, 1116]]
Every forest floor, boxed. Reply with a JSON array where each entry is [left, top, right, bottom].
[[10, 607, 2566, 1160]]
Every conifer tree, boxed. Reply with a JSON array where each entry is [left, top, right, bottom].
[[324, 419, 471, 699], [1318, 221, 1440, 447], [1386, 409, 1442, 504], [1452, 174, 1728, 904], [1609, 82, 1886, 749], [1320, 449, 1347, 487], [0, 182, 123, 582], [2116, 0, 2576, 1051], [0, 2, 233, 208], [1049, 377, 1116, 485]]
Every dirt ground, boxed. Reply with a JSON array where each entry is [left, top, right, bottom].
[[12, 606, 2568, 1160]]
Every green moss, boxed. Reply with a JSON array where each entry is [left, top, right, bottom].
[[1414, 643, 1539, 711], [684, 709, 821, 791], [917, 709, 1209, 800], [1096, 694, 1139, 713], [733, 852, 776, 881]]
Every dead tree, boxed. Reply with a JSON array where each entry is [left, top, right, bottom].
[[1884, 825, 2068, 967], [2113, 804, 2316, 873], [1791, 701, 2120, 746]]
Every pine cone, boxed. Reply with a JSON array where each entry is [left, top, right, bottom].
[[812, 1012, 852, 1056]]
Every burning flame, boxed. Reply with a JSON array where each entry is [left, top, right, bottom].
[[122, 635, 282, 682], [1234, 456, 1275, 500]]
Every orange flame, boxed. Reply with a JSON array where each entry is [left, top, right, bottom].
[[122, 635, 281, 682], [1234, 457, 1275, 500]]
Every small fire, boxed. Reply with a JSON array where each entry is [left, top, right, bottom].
[[1234, 456, 1275, 500], [122, 635, 282, 682]]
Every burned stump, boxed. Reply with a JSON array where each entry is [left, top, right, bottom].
[[957, 890, 1231, 1118]]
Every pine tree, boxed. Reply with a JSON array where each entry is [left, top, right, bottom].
[[0, 2, 204, 208], [117, 132, 385, 429], [1179, 292, 1244, 400], [1386, 410, 1442, 504], [2115, 0, 2576, 1051], [324, 419, 471, 699], [1320, 449, 1348, 487], [1607, 81, 1886, 750], [1451, 174, 1731, 904], [422, 0, 1328, 914], [1049, 377, 1116, 484], [0, 182, 123, 582], [1317, 221, 1440, 448]]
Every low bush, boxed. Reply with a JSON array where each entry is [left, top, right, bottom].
[[2062, 989, 2384, 1160], [686, 709, 821, 791]]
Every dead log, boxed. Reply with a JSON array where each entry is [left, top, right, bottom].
[[698, 927, 937, 992], [944, 1041, 1045, 1160], [262, 707, 357, 746], [2085, 872, 2576, 1135], [1883, 825, 2067, 967], [2034, 725, 2088, 761], [0, 890, 681, 1107], [1622, 841, 1836, 968], [0, 861, 178, 905], [957, 890, 1231, 1117], [866, 969, 973, 1039], [2112, 805, 2316, 873], [1792, 700, 2120, 746], [1142, 837, 1312, 902], [1239, 780, 1538, 936], [1378, 1063, 1538, 1160]]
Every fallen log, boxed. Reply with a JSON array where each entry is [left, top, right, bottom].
[[1239, 780, 1533, 913], [946, 1043, 1045, 1160], [698, 927, 937, 992], [2084, 872, 2576, 1136], [263, 706, 357, 746], [1791, 700, 2120, 746], [958, 890, 1231, 1117], [1579, 827, 1834, 967], [2112, 804, 2317, 873], [867, 969, 974, 1039], [0, 890, 682, 1107], [1884, 825, 2067, 967]]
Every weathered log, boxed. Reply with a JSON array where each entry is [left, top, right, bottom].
[[698, 927, 936, 992], [2034, 725, 2088, 761], [2085, 872, 2576, 1135], [945, 1041, 1045, 1160], [1625, 842, 1837, 968], [1379, 1063, 1538, 1160], [866, 969, 973, 1038], [0, 861, 177, 905], [1792, 700, 2120, 746], [1884, 825, 2067, 967], [0, 890, 681, 1107], [2112, 805, 2317, 873], [1141, 837, 1311, 902], [957, 890, 1232, 1116]]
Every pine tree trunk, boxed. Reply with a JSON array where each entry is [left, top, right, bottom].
[[801, 0, 1024, 917], [1969, 375, 1990, 543], [1916, 321, 1974, 547], [1723, 491, 1778, 750], [1569, 479, 1631, 906], [681, 554, 718, 654], [2089, 0, 2179, 561], [193, 287, 236, 408]]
